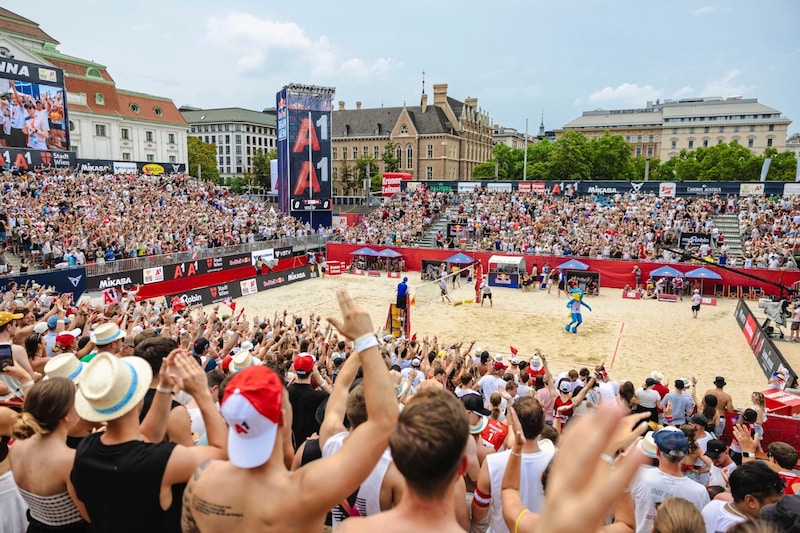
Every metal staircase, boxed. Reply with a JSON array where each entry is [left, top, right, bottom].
[[416, 215, 449, 248], [711, 213, 744, 260]]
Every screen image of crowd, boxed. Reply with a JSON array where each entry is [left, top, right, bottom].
[[0, 78, 68, 152], [1, 165, 800, 531]]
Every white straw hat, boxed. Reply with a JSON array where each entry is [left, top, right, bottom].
[[90, 322, 126, 346], [74, 352, 152, 422], [44, 353, 84, 383], [231, 350, 256, 373]]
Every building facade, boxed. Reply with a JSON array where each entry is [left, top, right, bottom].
[[180, 107, 277, 179], [331, 83, 493, 193], [561, 97, 792, 161], [0, 8, 188, 164]]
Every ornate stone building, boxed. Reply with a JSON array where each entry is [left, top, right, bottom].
[[331, 83, 493, 193]]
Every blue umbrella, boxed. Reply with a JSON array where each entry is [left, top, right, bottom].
[[350, 247, 377, 256], [685, 266, 722, 295], [685, 267, 722, 280], [445, 252, 475, 264], [376, 248, 403, 258], [649, 266, 684, 278], [557, 259, 590, 271]]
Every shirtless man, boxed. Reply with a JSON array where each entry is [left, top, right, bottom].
[[337, 388, 470, 533], [704, 376, 734, 437], [181, 289, 398, 532]]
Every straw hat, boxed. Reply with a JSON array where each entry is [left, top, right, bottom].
[[44, 353, 84, 383], [231, 350, 256, 373], [74, 352, 152, 422], [90, 322, 126, 346]]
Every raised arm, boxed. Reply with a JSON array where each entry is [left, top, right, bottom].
[[296, 289, 399, 510]]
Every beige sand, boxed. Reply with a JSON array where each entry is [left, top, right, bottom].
[[234, 272, 777, 408]]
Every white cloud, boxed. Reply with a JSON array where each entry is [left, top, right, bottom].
[[586, 83, 663, 108], [700, 69, 754, 98], [204, 12, 397, 81], [691, 6, 717, 16], [672, 86, 695, 99]]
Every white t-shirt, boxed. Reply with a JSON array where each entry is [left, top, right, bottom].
[[485, 449, 554, 533], [692, 293, 702, 306], [477, 374, 504, 407], [630, 466, 710, 533], [323, 431, 393, 526], [635, 387, 660, 409], [400, 367, 424, 388], [702, 499, 745, 533]]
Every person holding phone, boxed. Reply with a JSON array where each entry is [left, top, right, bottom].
[[0, 311, 36, 395]]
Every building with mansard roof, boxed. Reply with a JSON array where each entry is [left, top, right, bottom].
[[331, 83, 493, 193], [0, 7, 187, 163]]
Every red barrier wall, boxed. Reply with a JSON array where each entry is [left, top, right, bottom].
[[133, 256, 308, 301], [326, 244, 800, 297]]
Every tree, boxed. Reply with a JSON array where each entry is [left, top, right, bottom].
[[632, 156, 661, 181], [765, 150, 798, 182], [187, 136, 220, 183], [354, 155, 381, 192], [548, 131, 592, 181], [251, 148, 275, 190], [471, 160, 496, 179], [588, 133, 636, 181], [339, 161, 357, 195], [381, 142, 401, 173]]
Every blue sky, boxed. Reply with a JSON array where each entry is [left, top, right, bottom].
[[6, 0, 799, 136]]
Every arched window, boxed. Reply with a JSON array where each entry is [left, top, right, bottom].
[[400, 124, 408, 135], [395, 145, 402, 162], [154, 107, 163, 116], [86, 67, 102, 79], [406, 144, 413, 169], [94, 93, 105, 105], [129, 103, 140, 113]]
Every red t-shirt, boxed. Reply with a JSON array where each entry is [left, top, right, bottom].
[[480, 419, 509, 452], [779, 472, 800, 495], [554, 396, 573, 424]]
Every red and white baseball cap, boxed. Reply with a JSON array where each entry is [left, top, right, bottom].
[[220, 366, 283, 468]]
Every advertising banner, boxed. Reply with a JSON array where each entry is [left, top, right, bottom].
[[517, 182, 531, 193], [486, 182, 512, 192], [659, 182, 677, 198], [447, 223, 468, 238], [280, 84, 334, 218], [142, 266, 164, 285], [136, 161, 187, 175], [679, 232, 712, 249], [1, 148, 75, 170], [0, 58, 69, 152], [735, 299, 797, 389], [239, 278, 257, 296], [0, 267, 87, 300], [88, 269, 143, 291], [166, 281, 243, 309], [256, 264, 318, 291], [488, 271, 519, 289], [382, 172, 412, 196], [740, 183, 765, 196], [77, 159, 113, 173], [162, 253, 251, 281], [275, 87, 290, 214], [458, 181, 482, 192], [113, 162, 137, 174]]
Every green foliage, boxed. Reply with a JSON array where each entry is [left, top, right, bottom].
[[354, 155, 382, 192], [339, 161, 357, 195], [765, 150, 798, 182], [548, 131, 592, 181], [381, 142, 401, 172], [187, 136, 220, 183], [251, 148, 275, 190], [471, 160, 496, 179], [227, 176, 246, 194], [632, 156, 661, 180], [589, 132, 636, 181]]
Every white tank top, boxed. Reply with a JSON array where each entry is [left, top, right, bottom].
[[322, 431, 392, 527], [486, 448, 554, 533]]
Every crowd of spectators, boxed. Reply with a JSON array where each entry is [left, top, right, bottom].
[[339, 187, 799, 270], [0, 169, 330, 272], [0, 278, 799, 532]]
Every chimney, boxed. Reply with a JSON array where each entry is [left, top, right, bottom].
[[465, 97, 478, 109], [356, 101, 361, 110], [421, 92, 428, 113], [433, 83, 448, 106], [338, 101, 345, 111]]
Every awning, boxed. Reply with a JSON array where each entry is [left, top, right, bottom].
[[445, 252, 475, 264], [350, 247, 378, 256], [557, 259, 590, 271]]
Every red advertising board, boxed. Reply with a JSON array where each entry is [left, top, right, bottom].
[[382, 172, 412, 197]]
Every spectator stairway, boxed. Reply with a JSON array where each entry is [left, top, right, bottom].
[[712, 213, 744, 261]]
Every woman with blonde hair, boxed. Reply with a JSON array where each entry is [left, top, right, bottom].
[[751, 391, 767, 439], [9, 377, 88, 532], [652, 497, 705, 533]]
